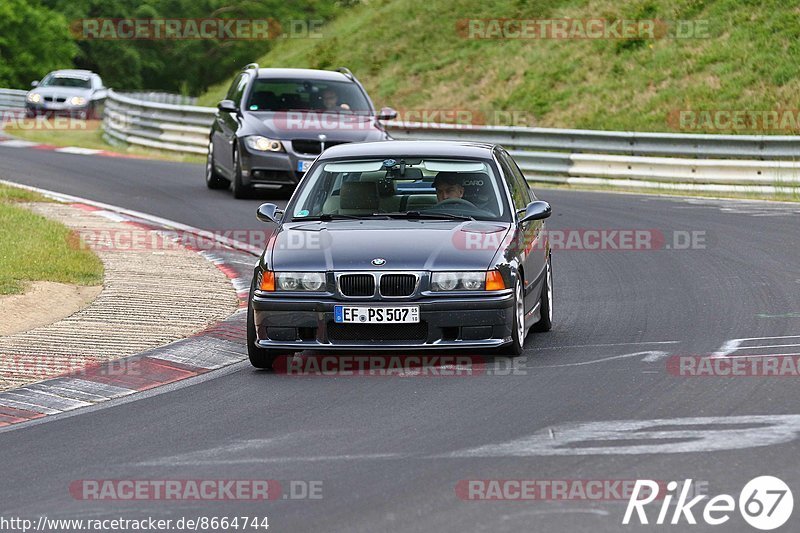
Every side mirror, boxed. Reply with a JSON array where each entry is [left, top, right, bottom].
[[30, 80, 39, 88], [256, 203, 283, 224], [518, 201, 551, 224], [217, 99, 238, 113], [377, 106, 398, 121]]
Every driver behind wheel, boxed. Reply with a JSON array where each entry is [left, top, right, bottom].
[[433, 172, 468, 204]]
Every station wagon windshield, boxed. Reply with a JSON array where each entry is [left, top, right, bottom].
[[246, 79, 371, 115]]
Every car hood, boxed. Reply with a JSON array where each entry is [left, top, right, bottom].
[[269, 220, 512, 271], [30, 87, 91, 98], [245, 112, 386, 142]]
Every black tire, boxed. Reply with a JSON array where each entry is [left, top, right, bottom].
[[247, 277, 293, 369], [532, 254, 553, 332], [231, 146, 253, 199], [499, 273, 525, 356], [205, 141, 230, 190]]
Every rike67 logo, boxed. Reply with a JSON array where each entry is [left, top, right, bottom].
[[624, 476, 793, 530]]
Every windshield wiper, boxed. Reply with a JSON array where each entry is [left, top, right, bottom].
[[379, 211, 475, 221], [293, 213, 365, 221]]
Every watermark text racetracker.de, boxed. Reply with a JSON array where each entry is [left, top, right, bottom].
[[456, 479, 709, 501], [0, 354, 142, 380], [259, 109, 536, 130], [669, 355, 800, 377], [0, 111, 100, 131], [455, 228, 707, 252], [668, 109, 800, 133], [71, 18, 323, 40], [69, 479, 322, 501], [457, 18, 711, 40], [71, 228, 708, 253], [272, 354, 527, 377]]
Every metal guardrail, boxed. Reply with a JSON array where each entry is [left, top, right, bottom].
[[119, 91, 198, 106], [0, 88, 789, 191], [0, 88, 27, 111], [103, 90, 215, 155], [385, 122, 800, 160]]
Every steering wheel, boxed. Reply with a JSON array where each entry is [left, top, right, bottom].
[[433, 198, 477, 209]]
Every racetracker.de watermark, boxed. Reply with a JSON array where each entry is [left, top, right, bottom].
[[454, 229, 707, 252], [456, 479, 698, 501], [668, 109, 800, 133], [0, 354, 140, 380], [70, 228, 273, 252], [457, 19, 711, 40], [272, 355, 527, 376], [668, 356, 800, 377], [69, 479, 323, 501], [0, 112, 99, 131], [257, 109, 535, 130], [70, 18, 323, 40], [70, 228, 707, 253]]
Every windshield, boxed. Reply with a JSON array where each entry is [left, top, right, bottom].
[[289, 158, 509, 222], [246, 78, 371, 115], [40, 75, 91, 88]]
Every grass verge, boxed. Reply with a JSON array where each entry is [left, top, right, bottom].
[[3, 121, 204, 164], [0, 184, 103, 295]]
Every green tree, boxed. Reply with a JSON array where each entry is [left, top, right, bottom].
[[0, 0, 77, 88]]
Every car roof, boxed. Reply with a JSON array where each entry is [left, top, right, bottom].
[[253, 68, 353, 82], [49, 69, 96, 77], [318, 140, 498, 160]]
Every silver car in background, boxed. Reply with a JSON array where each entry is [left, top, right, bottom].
[[25, 69, 107, 120]]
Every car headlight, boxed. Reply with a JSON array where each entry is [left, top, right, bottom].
[[275, 272, 326, 291], [431, 271, 487, 291], [27, 93, 41, 103], [245, 136, 284, 152], [69, 96, 87, 106]]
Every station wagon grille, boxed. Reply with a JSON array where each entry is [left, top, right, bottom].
[[292, 139, 348, 156], [327, 322, 428, 342], [379, 274, 416, 297], [339, 274, 375, 297]]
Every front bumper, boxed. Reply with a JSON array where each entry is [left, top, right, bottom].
[[25, 103, 90, 117], [239, 141, 322, 188], [252, 291, 515, 351]]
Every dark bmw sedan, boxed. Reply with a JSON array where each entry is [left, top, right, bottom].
[[246, 141, 553, 369]]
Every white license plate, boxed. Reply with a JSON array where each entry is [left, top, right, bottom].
[[334, 305, 420, 324], [297, 160, 313, 172]]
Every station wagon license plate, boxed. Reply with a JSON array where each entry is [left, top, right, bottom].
[[334, 305, 420, 324]]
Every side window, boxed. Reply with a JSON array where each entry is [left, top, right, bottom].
[[497, 151, 528, 212], [507, 153, 534, 202], [226, 74, 249, 105]]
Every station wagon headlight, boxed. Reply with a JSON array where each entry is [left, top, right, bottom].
[[69, 96, 87, 106], [276, 272, 325, 291], [27, 93, 41, 103], [431, 272, 486, 291], [245, 135, 284, 152]]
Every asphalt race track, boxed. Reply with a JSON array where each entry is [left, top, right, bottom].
[[2, 145, 800, 532]]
